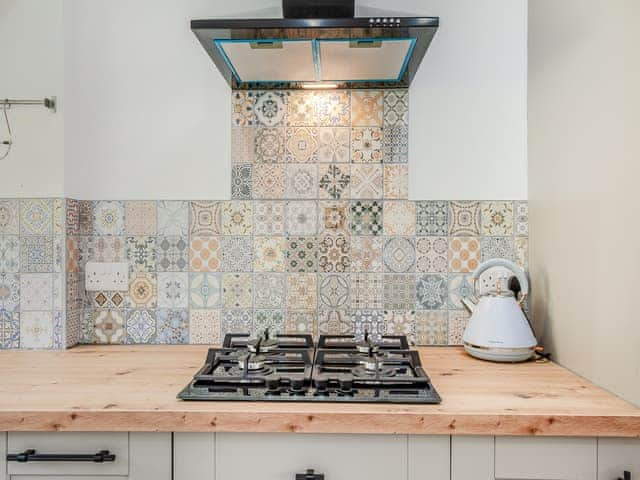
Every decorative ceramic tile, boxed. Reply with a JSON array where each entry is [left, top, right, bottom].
[[384, 90, 409, 127], [286, 274, 317, 310], [383, 165, 408, 199], [125, 201, 157, 236], [66, 199, 80, 235], [190, 201, 222, 236], [283, 310, 314, 335], [254, 274, 286, 309], [52, 310, 64, 349], [0, 310, 19, 349], [448, 310, 470, 345], [319, 274, 350, 309], [351, 91, 384, 126], [317, 127, 350, 163], [318, 309, 351, 335], [253, 236, 287, 272], [383, 201, 416, 235], [232, 91, 256, 126], [156, 236, 188, 272], [417, 201, 449, 236], [515, 201, 529, 236], [415, 311, 448, 345], [20, 273, 52, 311], [88, 236, 126, 262], [221, 310, 253, 336], [52, 273, 63, 309], [383, 126, 409, 163], [221, 202, 253, 235], [127, 272, 157, 308], [0, 273, 20, 312], [314, 91, 351, 126], [190, 237, 222, 272], [126, 309, 157, 344], [318, 164, 350, 199], [20, 199, 52, 235], [79, 309, 95, 344], [384, 310, 416, 344], [53, 236, 64, 273], [350, 201, 382, 236], [126, 236, 156, 272], [383, 274, 415, 310], [286, 236, 318, 273], [78, 200, 95, 235], [416, 237, 448, 273], [416, 274, 448, 310], [254, 310, 285, 335], [254, 91, 287, 127], [287, 92, 317, 126], [481, 236, 514, 261], [351, 310, 385, 341], [449, 201, 481, 236], [285, 164, 318, 199], [350, 273, 383, 310], [286, 127, 318, 163], [319, 234, 350, 273], [93, 201, 125, 235], [156, 309, 189, 344], [252, 164, 286, 199], [448, 274, 474, 309], [20, 236, 53, 273], [65, 310, 81, 348], [253, 201, 286, 235], [350, 237, 383, 272], [0, 200, 19, 234], [514, 238, 529, 270], [189, 309, 221, 344], [222, 273, 253, 309], [383, 237, 416, 273], [286, 201, 317, 235], [0, 236, 19, 273], [53, 199, 64, 235], [157, 272, 189, 309], [231, 127, 256, 164], [65, 237, 81, 273], [66, 273, 85, 311], [93, 310, 125, 344], [20, 311, 53, 349], [255, 127, 285, 163], [351, 127, 383, 163], [350, 164, 383, 199], [222, 236, 253, 272], [189, 273, 221, 308], [89, 291, 125, 309], [231, 164, 253, 199], [482, 201, 514, 236], [448, 237, 481, 273]]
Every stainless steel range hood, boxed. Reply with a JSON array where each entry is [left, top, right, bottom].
[[191, 0, 438, 89]]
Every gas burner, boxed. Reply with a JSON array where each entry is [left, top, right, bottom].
[[178, 334, 441, 404]]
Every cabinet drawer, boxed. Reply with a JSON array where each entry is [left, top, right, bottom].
[[495, 436, 597, 480], [216, 433, 406, 480], [7, 432, 128, 476]]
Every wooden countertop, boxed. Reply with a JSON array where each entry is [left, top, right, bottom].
[[0, 345, 638, 436]]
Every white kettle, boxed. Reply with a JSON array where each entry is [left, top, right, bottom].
[[461, 258, 537, 363]]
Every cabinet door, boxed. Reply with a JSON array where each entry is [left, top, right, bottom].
[[598, 438, 640, 480], [216, 433, 407, 480], [451, 436, 494, 480], [495, 437, 597, 480], [408, 436, 450, 480], [129, 433, 171, 480], [173, 433, 215, 480]]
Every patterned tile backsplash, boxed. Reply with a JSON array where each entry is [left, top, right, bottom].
[[0, 89, 528, 349]]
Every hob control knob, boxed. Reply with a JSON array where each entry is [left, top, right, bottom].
[[266, 378, 280, 391]]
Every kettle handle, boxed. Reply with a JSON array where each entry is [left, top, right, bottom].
[[471, 258, 529, 305]]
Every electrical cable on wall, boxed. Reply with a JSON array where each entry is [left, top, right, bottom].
[[0, 97, 57, 161]]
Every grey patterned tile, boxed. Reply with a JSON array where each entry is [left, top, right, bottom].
[[20, 199, 53, 235], [0, 309, 20, 349], [318, 234, 350, 273], [20, 236, 53, 273], [231, 164, 253, 199], [126, 236, 157, 273], [221, 237, 253, 272], [319, 274, 350, 309], [286, 236, 318, 273], [157, 272, 189, 309], [383, 126, 409, 164], [383, 237, 416, 273], [0, 200, 19, 235], [126, 309, 157, 344], [156, 236, 189, 272], [383, 274, 415, 311], [481, 236, 514, 262], [189, 273, 222, 309], [416, 311, 448, 345], [0, 235, 20, 273], [156, 309, 189, 344], [222, 309, 253, 336], [416, 274, 448, 310], [254, 274, 286, 309], [351, 310, 385, 341], [254, 91, 287, 127], [350, 201, 383, 236], [449, 201, 481, 236], [416, 201, 449, 236], [254, 309, 285, 335], [0, 273, 20, 312], [255, 127, 285, 163]]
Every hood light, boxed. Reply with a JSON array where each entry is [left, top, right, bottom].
[[301, 83, 338, 90]]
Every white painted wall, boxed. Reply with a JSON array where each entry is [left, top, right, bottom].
[[2, 0, 527, 200], [529, 0, 640, 406], [0, 0, 65, 197]]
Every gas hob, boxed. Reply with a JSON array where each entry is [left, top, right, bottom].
[[178, 331, 441, 404]]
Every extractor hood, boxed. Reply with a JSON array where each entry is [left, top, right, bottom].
[[191, 0, 439, 89]]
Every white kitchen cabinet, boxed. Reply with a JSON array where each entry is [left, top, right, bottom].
[[408, 435, 450, 480], [3, 432, 170, 480], [451, 436, 494, 480], [598, 438, 640, 480], [173, 433, 215, 480]]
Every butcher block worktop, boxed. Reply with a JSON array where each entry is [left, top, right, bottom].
[[0, 345, 638, 436]]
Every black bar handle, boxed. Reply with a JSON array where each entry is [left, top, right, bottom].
[[296, 469, 324, 480], [7, 449, 116, 463], [618, 472, 631, 480]]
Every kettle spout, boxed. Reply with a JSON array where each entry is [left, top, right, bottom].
[[461, 296, 478, 314]]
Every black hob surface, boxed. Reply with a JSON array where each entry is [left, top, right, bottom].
[[178, 332, 441, 404]]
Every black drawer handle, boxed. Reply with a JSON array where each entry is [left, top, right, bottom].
[[7, 449, 116, 463], [296, 469, 324, 480], [618, 472, 631, 480]]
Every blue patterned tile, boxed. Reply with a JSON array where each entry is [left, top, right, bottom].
[[20, 236, 53, 273], [416, 274, 448, 310], [156, 309, 189, 344], [125, 309, 157, 344], [189, 273, 221, 308]]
